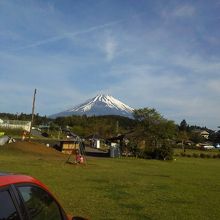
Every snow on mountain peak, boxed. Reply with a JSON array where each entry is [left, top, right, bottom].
[[50, 94, 134, 118], [74, 94, 134, 113]]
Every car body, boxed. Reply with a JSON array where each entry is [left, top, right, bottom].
[[0, 173, 85, 220]]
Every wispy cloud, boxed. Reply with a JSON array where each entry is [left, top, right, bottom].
[[172, 54, 220, 76], [11, 18, 125, 51], [1, 0, 220, 129], [161, 4, 196, 20], [103, 35, 117, 61], [207, 79, 220, 94], [172, 5, 196, 17]]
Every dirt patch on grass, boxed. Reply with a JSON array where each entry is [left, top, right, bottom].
[[4, 140, 64, 158]]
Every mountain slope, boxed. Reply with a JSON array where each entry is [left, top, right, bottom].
[[50, 94, 134, 118]]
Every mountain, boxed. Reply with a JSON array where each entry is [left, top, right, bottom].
[[50, 94, 134, 118]]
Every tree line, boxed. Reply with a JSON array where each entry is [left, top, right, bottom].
[[1, 108, 219, 160]]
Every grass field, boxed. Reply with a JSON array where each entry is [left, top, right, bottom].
[[1, 141, 220, 220]]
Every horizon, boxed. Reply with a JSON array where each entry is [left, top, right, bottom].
[[0, 0, 220, 130], [0, 93, 217, 131]]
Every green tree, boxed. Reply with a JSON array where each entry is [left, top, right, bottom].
[[179, 119, 188, 131], [177, 131, 189, 152], [133, 108, 176, 160], [133, 108, 176, 144]]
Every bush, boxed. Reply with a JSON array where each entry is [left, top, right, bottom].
[[143, 142, 174, 160], [128, 142, 141, 158], [206, 154, 211, 159], [200, 153, 206, 158], [192, 153, 199, 158], [142, 147, 155, 159]]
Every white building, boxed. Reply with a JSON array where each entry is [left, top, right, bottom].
[[0, 119, 31, 131]]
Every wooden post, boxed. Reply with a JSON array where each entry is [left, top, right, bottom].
[[29, 89, 37, 141]]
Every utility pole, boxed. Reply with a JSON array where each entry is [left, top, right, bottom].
[[29, 89, 37, 141]]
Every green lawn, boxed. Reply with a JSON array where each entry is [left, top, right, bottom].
[[174, 148, 220, 155], [1, 142, 220, 220]]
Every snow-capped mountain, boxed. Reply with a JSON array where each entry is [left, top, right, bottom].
[[50, 94, 134, 118]]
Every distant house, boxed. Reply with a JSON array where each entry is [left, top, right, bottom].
[[86, 134, 103, 149], [203, 145, 214, 149], [198, 142, 214, 149], [193, 129, 209, 139], [200, 130, 209, 139]]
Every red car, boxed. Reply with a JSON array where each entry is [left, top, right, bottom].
[[0, 172, 86, 220]]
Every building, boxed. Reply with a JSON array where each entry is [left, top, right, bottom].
[[193, 129, 209, 139], [0, 119, 31, 131]]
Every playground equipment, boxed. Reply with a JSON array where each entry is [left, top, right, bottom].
[[60, 140, 86, 165]]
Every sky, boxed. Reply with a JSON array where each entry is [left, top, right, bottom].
[[0, 0, 220, 130]]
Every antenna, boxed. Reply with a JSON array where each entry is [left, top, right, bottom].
[[29, 89, 37, 141]]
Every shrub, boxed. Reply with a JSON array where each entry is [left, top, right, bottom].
[[143, 147, 155, 159], [200, 153, 206, 158], [129, 142, 141, 158], [206, 154, 211, 159], [140, 142, 174, 160], [153, 142, 174, 160], [192, 153, 199, 158]]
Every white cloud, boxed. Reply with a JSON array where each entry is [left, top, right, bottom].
[[161, 4, 196, 20], [207, 79, 220, 94], [101, 59, 220, 129], [172, 5, 196, 17], [104, 35, 117, 61], [0, 51, 90, 115], [11, 18, 124, 51], [0, 0, 219, 129], [171, 54, 220, 76]]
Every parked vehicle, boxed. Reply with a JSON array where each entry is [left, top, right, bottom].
[[0, 172, 86, 220]]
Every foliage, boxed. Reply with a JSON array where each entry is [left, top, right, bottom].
[[179, 119, 188, 131], [54, 115, 136, 138], [209, 130, 220, 143], [143, 141, 174, 160], [133, 108, 177, 150], [133, 108, 163, 123], [189, 131, 204, 144], [126, 141, 141, 157], [155, 142, 174, 160], [1, 108, 216, 158]]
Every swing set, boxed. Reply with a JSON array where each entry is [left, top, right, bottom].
[[60, 140, 87, 165]]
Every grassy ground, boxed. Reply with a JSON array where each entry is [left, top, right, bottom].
[[1, 142, 220, 220], [174, 148, 220, 155]]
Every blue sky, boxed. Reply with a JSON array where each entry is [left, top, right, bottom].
[[0, 0, 220, 129]]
